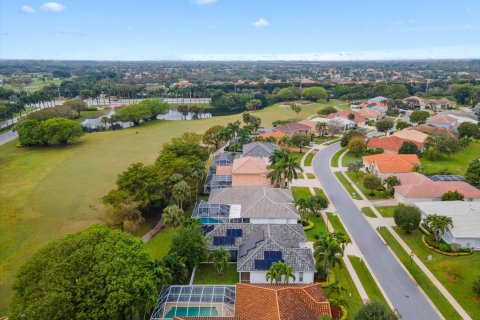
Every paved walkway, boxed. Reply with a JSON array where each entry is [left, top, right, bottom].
[[313, 143, 441, 320]]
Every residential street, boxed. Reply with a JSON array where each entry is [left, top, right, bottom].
[[312, 143, 441, 320]]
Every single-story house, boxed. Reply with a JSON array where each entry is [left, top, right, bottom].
[[367, 136, 423, 154], [414, 201, 480, 250], [327, 110, 366, 126], [205, 223, 314, 284], [410, 124, 459, 138], [356, 108, 382, 121], [403, 96, 427, 109], [311, 117, 356, 132], [363, 153, 420, 178], [388, 172, 429, 186], [231, 157, 272, 187], [445, 113, 478, 125], [425, 98, 455, 110], [297, 119, 319, 133], [199, 187, 300, 224], [257, 131, 286, 142], [273, 122, 311, 136], [394, 180, 480, 204], [392, 129, 428, 144], [368, 96, 388, 103], [426, 114, 458, 129], [242, 141, 280, 159], [156, 283, 332, 320]]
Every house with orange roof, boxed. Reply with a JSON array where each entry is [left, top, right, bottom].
[[356, 108, 381, 120], [273, 122, 311, 136], [426, 114, 458, 129], [362, 153, 420, 178], [231, 157, 272, 187], [394, 180, 480, 204], [392, 129, 428, 144], [410, 124, 459, 138], [367, 136, 423, 154], [327, 110, 366, 125], [258, 131, 286, 142], [296, 119, 318, 132]]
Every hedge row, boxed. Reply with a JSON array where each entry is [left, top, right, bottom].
[[421, 235, 472, 257]]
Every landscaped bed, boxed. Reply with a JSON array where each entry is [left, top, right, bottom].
[[392, 227, 480, 319], [378, 227, 462, 320], [193, 263, 238, 285], [348, 256, 389, 306], [305, 212, 328, 242]]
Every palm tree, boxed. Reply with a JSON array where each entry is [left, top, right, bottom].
[[316, 122, 327, 137], [237, 127, 252, 148], [314, 231, 344, 280], [162, 205, 184, 228], [226, 120, 241, 140], [100, 116, 109, 130], [283, 264, 296, 284], [332, 231, 351, 251], [269, 149, 288, 165], [295, 198, 309, 222], [267, 164, 285, 188], [283, 156, 303, 187], [266, 266, 281, 284], [326, 280, 347, 298], [424, 214, 454, 243], [172, 180, 191, 209], [209, 249, 230, 275], [278, 135, 291, 148]]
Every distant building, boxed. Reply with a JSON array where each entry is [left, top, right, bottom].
[[367, 136, 423, 154], [391, 129, 428, 144], [242, 141, 280, 159], [367, 96, 387, 103], [426, 114, 458, 129], [273, 122, 311, 136], [410, 124, 459, 138]]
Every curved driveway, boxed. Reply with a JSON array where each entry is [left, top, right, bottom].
[[313, 143, 440, 320]]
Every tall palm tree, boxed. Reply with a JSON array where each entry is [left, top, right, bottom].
[[226, 120, 241, 140], [209, 249, 230, 275], [237, 127, 252, 148], [278, 135, 291, 148], [295, 198, 309, 222], [266, 266, 281, 284], [269, 149, 288, 165], [316, 122, 327, 137], [283, 264, 296, 284], [326, 280, 347, 298], [267, 164, 285, 188], [332, 231, 351, 251], [424, 214, 453, 243], [314, 232, 344, 280], [283, 156, 303, 187]]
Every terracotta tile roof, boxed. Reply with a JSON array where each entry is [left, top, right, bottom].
[[174, 318, 238, 320], [235, 283, 331, 320], [392, 129, 428, 143], [296, 119, 317, 131], [367, 136, 423, 153], [427, 114, 457, 124], [357, 108, 380, 119], [216, 165, 233, 175], [363, 153, 420, 173], [258, 131, 286, 140], [327, 110, 365, 123], [273, 122, 311, 134], [390, 172, 429, 186], [395, 181, 480, 199], [410, 124, 459, 138], [232, 157, 269, 175]]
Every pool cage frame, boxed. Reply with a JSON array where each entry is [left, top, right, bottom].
[[192, 200, 231, 221], [203, 166, 232, 193], [150, 285, 236, 320]]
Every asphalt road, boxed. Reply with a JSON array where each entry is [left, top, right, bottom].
[[313, 144, 441, 320], [0, 130, 18, 146]]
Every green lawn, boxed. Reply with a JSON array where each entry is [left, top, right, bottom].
[[393, 227, 480, 319], [305, 212, 328, 242], [327, 212, 348, 235], [329, 263, 364, 318], [361, 207, 377, 218], [306, 172, 316, 179], [375, 206, 397, 218], [313, 187, 326, 197], [193, 263, 238, 285], [348, 256, 388, 306], [334, 172, 360, 199], [346, 171, 390, 200], [296, 172, 305, 179], [313, 136, 335, 144], [341, 151, 363, 167], [378, 228, 463, 320], [330, 147, 346, 167], [304, 153, 314, 166], [421, 141, 480, 175], [291, 186, 312, 201], [145, 227, 178, 259]]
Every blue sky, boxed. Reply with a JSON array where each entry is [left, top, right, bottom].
[[1, 0, 479, 60]]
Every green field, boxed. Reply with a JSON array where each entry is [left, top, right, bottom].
[[1, 73, 63, 93], [305, 212, 328, 241], [421, 141, 480, 175], [394, 227, 480, 319], [378, 228, 462, 320], [341, 151, 363, 167], [0, 100, 343, 313], [348, 256, 388, 306], [330, 263, 364, 319], [193, 263, 238, 285]]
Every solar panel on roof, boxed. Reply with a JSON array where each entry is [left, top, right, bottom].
[[226, 229, 243, 237], [429, 175, 465, 182]]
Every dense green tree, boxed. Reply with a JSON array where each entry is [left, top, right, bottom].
[[441, 190, 464, 201], [354, 301, 396, 320], [307, 194, 329, 217], [16, 119, 46, 146], [375, 118, 394, 136], [340, 130, 366, 147], [383, 176, 400, 195], [117, 103, 151, 125], [393, 206, 421, 233], [245, 98, 262, 111], [410, 110, 430, 124], [42, 118, 83, 145], [137, 98, 169, 120], [362, 173, 383, 196], [209, 249, 230, 275], [162, 205, 184, 227], [102, 198, 144, 233], [424, 214, 453, 243], [398, 141, 419, 154], [348, 136, 366, 155], [63, 98, 87, 116], [275, 87, 298, 101], [318, 106, 337, 115], [395, 121, 411, 130], [291, 133, 311, 153], [424, 135, 461, 156], [169, 222, 209, 271], [8, 225, 166, 320], [302, 86, 328, 101], [159, 253, 189, 284], [457, 122, 480, 139], [465, 160, 480, 187]]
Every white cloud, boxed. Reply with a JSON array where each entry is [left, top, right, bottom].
[[41, 2, 65, 12], [252, 18, 269, 28], [192, 0, 217, 5], [21, 5, 35, 13]]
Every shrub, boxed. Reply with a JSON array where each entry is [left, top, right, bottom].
[[302, 220, 315, 231], [473, 277, 480, 297], [364, 148, 384, 155], [423, 148, 442, 161], [354, 301, 396, 320], [421, 235, 472, 256], [441, 190, 464, 201], [318, 106, 337, 116], [393, 206, 421, 233]]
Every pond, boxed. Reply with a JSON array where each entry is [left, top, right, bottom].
[[81, 109, 134, 130], [157, 109, 212, 121]]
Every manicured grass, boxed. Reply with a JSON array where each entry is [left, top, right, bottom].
[[346, 171, 389, 200], [375, 206, 397, 218], [378, 228, 462, 320], [306, 172, 315, 179], [330, 147, 346, 167], [361, 207, 377, 218], [334, 172, 360, 199], [193, 263, 238, 285], [296, 172, 305, 179], [0, 99, 345, 313], [341, 151, 363, 167], [304, 153, 314, 166], [305, 212, 328, 242], [325, 138, 341, 145], [313, 136, 335, 144], [145, 227, 178, 260], [421, 141, 480, 175], [314, 187, 326, 197], [327, 212, 348, 236], [329, 263, 364, 318], [393, 227, 480, 319], [348, 256, 388, 306], [291, 186, 312, 201]]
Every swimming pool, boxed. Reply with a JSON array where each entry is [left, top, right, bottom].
[[200, 217, 222, 224], [165, 307, 218, 318]]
